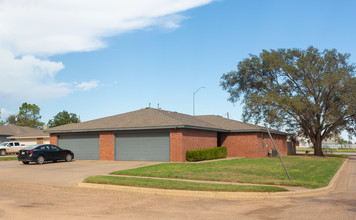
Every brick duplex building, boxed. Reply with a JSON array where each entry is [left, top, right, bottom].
[[45, 108, 288, 162]]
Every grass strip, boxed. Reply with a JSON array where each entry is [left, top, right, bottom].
[[296, 154, 349, 158], [335, 149, 356, 152], [0, 157, 17, 161], [84, 175, 287, 192], [315, 154, 348, 158], [297, 149, 356, 153], [111, 157, 344, 189]]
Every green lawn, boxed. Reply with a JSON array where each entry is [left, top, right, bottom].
[[296, 152, 350, 158], [0, 157, 17, 161], [335, 149, 356, 152], [111, 157, 344, 189], [84, 175, 287, 192], [323, 154, 349, 158]]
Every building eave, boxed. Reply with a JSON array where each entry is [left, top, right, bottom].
[[45, 126, 289, 135], [7, 136, 50, 139], [45, 125, 228, 134], [229, 129, 290, 136]]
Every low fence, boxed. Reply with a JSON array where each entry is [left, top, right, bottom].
[[322, 143, 356, 149]]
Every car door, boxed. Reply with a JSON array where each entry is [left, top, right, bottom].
[[7, 142, 15, 153], [49, 145, 65, 160], [38, 145, 52, 160], [13, 142, 21, 153]]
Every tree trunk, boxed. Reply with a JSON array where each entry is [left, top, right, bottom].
[[314, 141, 324, 156], [313, 132, 324, 156]]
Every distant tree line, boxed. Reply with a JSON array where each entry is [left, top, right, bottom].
[[1, 102, 80, 129]]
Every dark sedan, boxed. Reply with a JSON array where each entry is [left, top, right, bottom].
[[18, 144, 74, 164]]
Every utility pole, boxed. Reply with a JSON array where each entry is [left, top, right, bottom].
[[193, 86, 205, 116]]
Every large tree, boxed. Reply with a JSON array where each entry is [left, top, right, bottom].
[[0, 110, 5, 125], [221, 46, 356, 156], [48, 110, 80, 128], [17, 102, 44, 129], [5, 114, 17, 125]]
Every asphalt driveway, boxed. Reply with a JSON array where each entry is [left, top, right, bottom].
[[0, 160, 160, 186]]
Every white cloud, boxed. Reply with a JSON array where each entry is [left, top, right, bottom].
[[76, 81, 99, 91], [0, 108, 12, 119], [0, 0, 213, 101], [0, 49, 70, 101]]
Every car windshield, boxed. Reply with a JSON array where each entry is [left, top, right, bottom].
[[0, 142, 8, 146], [23, 145, 39, 150]]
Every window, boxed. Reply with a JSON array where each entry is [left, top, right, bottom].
[[15, 142, 20, 146], [262, 133, 265, 149], [50, 146, 60, 151], [9, 143, 14, 147]]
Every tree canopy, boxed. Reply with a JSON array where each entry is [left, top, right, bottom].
[[221, 46, 356, 156], [48, 110, 80, 128], [5, 114, 17, 125], [16, 102, 44, 129], [0, 110, 5, 125]]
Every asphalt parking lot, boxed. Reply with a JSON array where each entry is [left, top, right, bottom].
[[0, 159, 160, 186]]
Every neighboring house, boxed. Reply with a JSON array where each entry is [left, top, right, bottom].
[[296, 134, 347, 149], [296, 136, 313, 148], [0, 125, 50, 146], [45, 108, 288, 162]]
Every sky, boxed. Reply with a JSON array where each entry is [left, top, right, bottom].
[[0, 0, 355, 140]]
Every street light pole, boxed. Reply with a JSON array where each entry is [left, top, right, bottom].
[[193, 86, 205, 116]]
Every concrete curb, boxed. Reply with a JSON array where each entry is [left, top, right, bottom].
[[77, 159, 349, 199]]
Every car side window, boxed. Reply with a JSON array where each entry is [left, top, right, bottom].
[[9, 143, 14, 147], [50, 146, 60, 151], [40, 146, 46, 150], [15, 142, 20, 146]]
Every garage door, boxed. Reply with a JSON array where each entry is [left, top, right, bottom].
[[58, 134, 99, 160], [115, 131, 170, 162]]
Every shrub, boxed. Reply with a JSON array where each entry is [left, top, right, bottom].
[[186, 146, 227, 162]]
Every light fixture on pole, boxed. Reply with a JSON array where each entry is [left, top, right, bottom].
[[193, 86, 205, 116]]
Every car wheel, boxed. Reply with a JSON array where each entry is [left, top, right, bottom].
[[65, 154, 72, 162], [36, 156, 45, 164], [22, 161, 29, 164], [0, 149, 6, 156]]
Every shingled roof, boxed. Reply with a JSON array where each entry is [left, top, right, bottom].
[[45, 108, 288, 135], [0, 125, 49, 138], [196, 115, 286, 134], [45, 108, 222, 133]]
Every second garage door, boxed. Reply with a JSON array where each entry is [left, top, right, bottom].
[[115, 131, 170, 162], [58, 134, 99, 160]]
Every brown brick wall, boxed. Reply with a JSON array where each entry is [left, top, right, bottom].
[[170, 129, 183, 162], [51, 129, 287, 161], [50, 134, 57, 145], [221, 132, 287, 158], [170, 128, 217, 162], [99, 131, 115, 160], [258, 133, 287, 156]]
